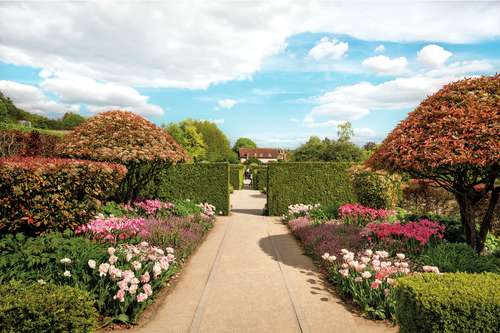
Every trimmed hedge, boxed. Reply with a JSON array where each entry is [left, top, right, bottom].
[[252, 165, 268, 191], [349, 166, 401, 209], [395, 273, 500, 333], [230, 164, 244, 190], [143, 162, 230, 215], [267, 162, 355, 216], [0, 157, 126, 234], [0, 280, 98, 332], [0, 130, 61, 157]]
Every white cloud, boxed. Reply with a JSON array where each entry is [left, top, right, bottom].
[[40, 74, 164, 116], [0, 80, 79, 115], [374, 44, 385, 53], [216, 99, 237, 110], [426, 60, 493, 77], [308, 37, 349, 60], [0, 2, 498, 89], [362, 55, 408, 75], [289, 117, 300, 123], [309, 103, 370, 120], [303, 117, 343, 128], [417, 44, 453, 68]]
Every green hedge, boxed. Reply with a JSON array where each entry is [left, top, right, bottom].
[[252, 166, 268, 191], [350, 166, 401, 209], [143, 162, 230, 215], [0, 280, 98, 332], [230, 164, 244, 190], [0, 157, 126, 235], [395, 273, 500, 333], [267, 162, 355, 216]]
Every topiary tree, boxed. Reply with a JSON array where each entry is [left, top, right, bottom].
[[59, 110, 189, 202], [368, 75, 500, 252]]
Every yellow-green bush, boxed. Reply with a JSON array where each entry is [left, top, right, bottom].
[[0, 281, 98, 332], [143, 162, 230, 215], [350, 166, 401, 209], [267, 162, 355, 216], [395, 273, 500, 333]]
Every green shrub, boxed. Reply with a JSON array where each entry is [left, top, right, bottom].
[[143, 162, 230, 215], [267, 162, 355, 216], [252, 166, 267, 191], [0, 157, 126, 234], [0, 280, 98, 333], [418, 243, 500, 273], [395, 273, 500, 333], [350, 166, 401, 209], [172, 199, 203, 217], [230, 164, 244, 190]]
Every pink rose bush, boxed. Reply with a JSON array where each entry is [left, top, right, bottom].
[[362, 219, 445, 253], [323, 248, 440, 320], [338, 203, 396, 226]]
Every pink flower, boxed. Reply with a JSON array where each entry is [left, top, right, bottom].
[[114, 289, 126, 302], [339, 269, 349, 278], [136, 293, 148, 302], [132, 261, 142, 271], [143, 283, 153, 296], [370, 279, 382, 289], [108, 247, 116, 256], [141, 272, 150, 283], [99, 263, 110, 277], [355, 263, 367, 272], [422, 265, 440, 274], [109, 255, 118, 265], [166, 247, 174, 254], [129, 283, 138, 295]]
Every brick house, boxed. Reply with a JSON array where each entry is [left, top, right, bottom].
[[238, 148, 286, 164]]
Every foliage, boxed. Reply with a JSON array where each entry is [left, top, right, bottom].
[[293, 135, 366, 162], [230, 164, 244, 190], [362, 220, 445, 254], [189, 119, 237, 162], [143, 162, 230, 215], [417, 243, 500, 273], [350, 166, 401, 209], [0, 280, 98, 333], [233, 137, 257, 153], [0, 130, 62, 157], [60, 112, 86, 129], [324, 249, 420, 320], [338, 203, 396, 226], [171, 199, 203, 217], [252, 165, 268, 191], [368, 75, 500, 252], [401, 179, 457, 216], [337, 122, 354, 143], [0, 157, 126, 234], [58, 110, 189, 202], [395, 273, 500, 333], [403, 213, 465, 243], [164, 121, 207, 162], [267, 162, 355, 215]]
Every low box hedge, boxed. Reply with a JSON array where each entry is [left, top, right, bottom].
[[267, 162, 355, 216], [230, 164, 244, 190], [0, 280, 98, 332], [0, 157, 126, 234], [395, 273, 500, 333], [143, 162, 230, 215]]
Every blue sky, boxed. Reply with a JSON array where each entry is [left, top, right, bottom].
[[0, 2, 499, 147]]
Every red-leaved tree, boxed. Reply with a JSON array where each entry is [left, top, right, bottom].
[[368, 75, 500, 252], [59, 110, 190, 202]]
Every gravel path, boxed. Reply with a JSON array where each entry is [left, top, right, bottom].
[[124, 189, 396, 333]]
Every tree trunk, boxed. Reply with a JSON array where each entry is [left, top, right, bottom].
[[477, 187, 500, 253], [456, 194, 477, 251]]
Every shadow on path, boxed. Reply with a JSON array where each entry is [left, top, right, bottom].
[[231, 208, 264, 216]]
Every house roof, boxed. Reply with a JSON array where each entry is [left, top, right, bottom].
[[239, 148, 282, 158]]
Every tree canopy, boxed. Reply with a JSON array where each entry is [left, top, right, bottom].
[[187, 120, 237, 162], [368, 75, 500, 252], [164, 121, 207, 162], [233, 137, 257, 153]]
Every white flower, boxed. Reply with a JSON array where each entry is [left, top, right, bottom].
[[166, 247, 174, 254], [327, 255, 336, 263], [60, 258, 71, 264], [63, 270, 71, 277], [361, 271, 372, 279], [132, 261, 142, 271], [338, 269, 349, 278], [401, 262, 409, 268], [340, 249, 349, 255], [109, 255, 118, 265], [396, 253, 405, 260], [354, 277, 363, 283], [126, 252, 133, 262], [88, 259, 96, 269], [322, 253, 330, 260], [37, 279, 46, 285], [108, 247, 116, 256], [99, 263, 110, 277], [364, 249, 373, 256]]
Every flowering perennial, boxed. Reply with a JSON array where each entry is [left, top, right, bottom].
[[338, 203, 396, 226], [198, 203, 216, 217], [133, 199, 175, 216], [75, 217, 150, 242]]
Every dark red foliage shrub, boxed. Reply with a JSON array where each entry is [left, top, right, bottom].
[[0, 157, 127, 234], [0, 130, 61, 157]]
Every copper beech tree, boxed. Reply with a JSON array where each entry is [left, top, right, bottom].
[[368, 75, 500, 252], [59, 110, 190, 202]]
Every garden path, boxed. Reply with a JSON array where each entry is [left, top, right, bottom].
[[123, 189, 396, 333]]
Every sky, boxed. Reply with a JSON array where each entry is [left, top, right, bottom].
[[0, 1, 499, 148]]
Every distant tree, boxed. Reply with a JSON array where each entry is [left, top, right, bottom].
[[244, 156, 262, 165], [61, 112, 86, 129], [293, 136, 324, 161], [164, 121, 207, 162], [337, 122, 354, 143], [368, 75, 500, 253], [233, 137, 257, 153], [363, 141, 378, 151], [0, 99, 7, 123], [188, 120, 235, 162], [322, 140, 365, 162]]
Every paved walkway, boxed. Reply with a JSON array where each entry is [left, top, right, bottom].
[[125, 189, 396, 333]]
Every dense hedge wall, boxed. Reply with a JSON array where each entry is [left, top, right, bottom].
[[395, 273, 500, 333], [0, 157, 126, 234], [267, 162, 355, 216], [143, 163, 230, 215], [252, 166, 268, 191], [230, 164, 244, 190], [0, 281, 98, 332], [349, 166, 401, 209]]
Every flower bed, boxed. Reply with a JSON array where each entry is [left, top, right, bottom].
[[0, 198, 216, 327], [338, 203, 396, 225]]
